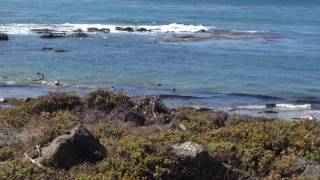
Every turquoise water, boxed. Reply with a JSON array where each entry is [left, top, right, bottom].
[[1, 0, 320, 108]]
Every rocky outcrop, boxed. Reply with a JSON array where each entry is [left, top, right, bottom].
[[28, 125, 106, 169], [0, 32, 9, 41], [172, 141, 250, 180]]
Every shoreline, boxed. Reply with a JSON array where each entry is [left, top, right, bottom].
[[1, 88, 319, 121]]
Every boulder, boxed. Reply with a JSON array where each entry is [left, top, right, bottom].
[[37, 125, 106, 168], [299, 164, 320, 179], [0, 32, 9, 41], [172, 141, 249, 180], [115, 27, 134, 32]]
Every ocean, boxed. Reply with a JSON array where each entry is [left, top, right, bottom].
[[1, 0, 320, 118]]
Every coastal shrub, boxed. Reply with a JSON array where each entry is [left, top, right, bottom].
[[0, 93, 81, 128], [25, 93, 81, 114], [0, 146, 16, 161], [175, 109, 230, 133], [0, 159, 68, 179], [96, 136, 176, 180], [202, 120, 320, 177], [29, 111, 79, 147], [85, 90, 130, 113]]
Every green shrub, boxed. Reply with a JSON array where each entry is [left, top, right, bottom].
[[85, 90, 130, 112], [0, 146, 16, 161]]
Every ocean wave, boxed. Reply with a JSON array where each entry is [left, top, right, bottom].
[[236, 103, 313, 111], [0, 23, 267, 36], [0, 23, 212, 35]]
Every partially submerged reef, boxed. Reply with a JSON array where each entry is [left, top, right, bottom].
[[0, 90, 320, 179]]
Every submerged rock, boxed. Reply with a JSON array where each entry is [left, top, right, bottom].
[[31, 73, 45, 81], [172, 141, 249, 180], [54, 48, 67, 53], [37, 125, 106, 168], [0, 32, 9, 41], [40, 33, 66, 39], [31, 28, 55, 34], [70, 32, 89, 38]]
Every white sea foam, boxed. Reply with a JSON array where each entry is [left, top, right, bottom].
[[0, 23, 212, 35], [275, 104, 312, 110], [237, 103, 312, 111]]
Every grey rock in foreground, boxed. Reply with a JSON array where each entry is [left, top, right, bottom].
[[37, 125, 106, 168], [299, 164, 320, 179], [172, 141, 250, 180]]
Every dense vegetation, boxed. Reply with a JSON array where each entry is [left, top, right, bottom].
[[0, 91, 319, 179]]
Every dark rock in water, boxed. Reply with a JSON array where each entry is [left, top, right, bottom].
[[40, 33, 66, 39], [53, 81, 61, 86], [87, 27, 99, 32], [115, 27, 134, 32], [262, 110, 278, 114], [0, 32, 9, 41], [99, 28, 110, 33], [31, 28, 55, 34], [70, 32, 89, 38], [42, 47, 67, 52], [87, 27, 110, 33], [135, 28, 149, 32], [42, 47, 54, 51], [73, 29, 83, 33], [197, 29, 207, 33], [266, 104, 276, 108], [54, 48, 67, 53], [157, 83, 162, 87], [31, 72, 45, 81], [172, 141, 249, 180], [38, 125, 106, 168]]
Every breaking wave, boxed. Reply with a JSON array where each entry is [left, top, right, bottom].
[[0, 23, 266, 36]]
